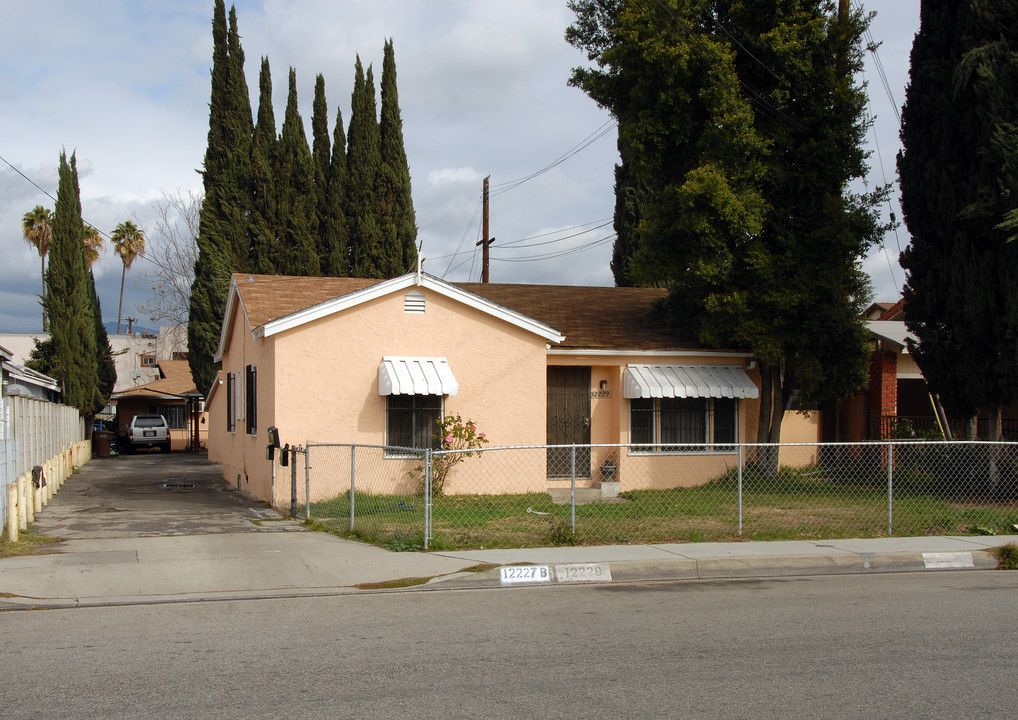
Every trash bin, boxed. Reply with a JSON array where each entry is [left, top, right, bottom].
[[93, 430, 114, 458]]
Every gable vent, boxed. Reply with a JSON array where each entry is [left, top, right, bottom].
[[404, 290, 426, 314]]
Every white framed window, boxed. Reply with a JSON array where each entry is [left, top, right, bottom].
[[386, 394, 443, 455], [630, 397, 737, 452]]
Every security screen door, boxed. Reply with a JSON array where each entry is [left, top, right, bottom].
[[546, 366, 591, 478]]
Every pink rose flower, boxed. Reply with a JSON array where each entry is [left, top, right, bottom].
[[479, 432, 486, 438], [444, 435, 453, 443]]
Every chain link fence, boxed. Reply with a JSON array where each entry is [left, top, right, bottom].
[[299, 441, 1018, 551]]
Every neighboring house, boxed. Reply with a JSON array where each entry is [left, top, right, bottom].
[[207, 272, 785, 507], [2, 344, 77, 519], [0, 326, 187, 394], [0, 344, 61, 402], [831, 300, 1018, 440], [113, 360, 206, 452]]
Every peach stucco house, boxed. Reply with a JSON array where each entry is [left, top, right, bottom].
[[208, 271, 775, 507]]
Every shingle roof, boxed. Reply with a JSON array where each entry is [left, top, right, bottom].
[[235, 274, 383, 330], [114, 360, 199, 398], [456, 282, 701, 351], [232, 273, 715, 352]]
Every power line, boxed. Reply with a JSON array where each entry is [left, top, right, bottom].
[[1, 151, 185, 278], [490, 234, 610, 262], [498, 218, 613, 248], [488, 120, 617, 198]]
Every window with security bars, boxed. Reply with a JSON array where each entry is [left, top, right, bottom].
[[148, 404, 187, 430], [386, 394, 443, 454], [245, 365, 257, 435], [630, 397, 737, 451], [226, 373, 236, 432]]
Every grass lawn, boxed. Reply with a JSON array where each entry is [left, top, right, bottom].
[[308, 464, 1018, 551]]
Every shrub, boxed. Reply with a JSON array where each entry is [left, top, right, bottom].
[[410, 414, 489, 497], [992, 543, 1018, 570]]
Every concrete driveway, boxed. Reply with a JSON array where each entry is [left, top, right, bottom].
[[32, 452, 292, 539]]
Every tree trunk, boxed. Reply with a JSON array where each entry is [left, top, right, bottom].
[[987, 406, 1002, 442], [962, 415, 977, 440], [117, 265, 126, 334], [41, 256, 48, 332], [756, 363, 783, 477]]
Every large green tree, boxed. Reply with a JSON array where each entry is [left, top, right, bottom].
[[249, 56, 278, 274], [378, 38, 418, 276], [189, 0, 254, 394], [311, 73, 334, 269], [609, 132, 649, 286], [323, 106, 351, 276], [45, 151, 99, 414], [346, 57, 385, 277], [898, 1, 1018, 440], [273, 67, 321, 276], [568, 0, 883, 449]]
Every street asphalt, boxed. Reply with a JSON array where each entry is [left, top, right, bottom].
[[1, 453, 1014, 610]]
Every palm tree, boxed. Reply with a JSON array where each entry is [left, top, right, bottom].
[[22, 205, 54, 330], [111, 220, 146, 334], [82, 224, 104, 268]]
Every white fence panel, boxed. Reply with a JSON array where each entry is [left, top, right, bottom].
[[1, 394, 84, 522]]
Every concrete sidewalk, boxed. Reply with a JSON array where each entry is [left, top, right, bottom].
[[0, 531, 1013, 610]]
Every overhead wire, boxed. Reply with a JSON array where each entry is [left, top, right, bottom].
[[488, 119, 617, 197], [494, 234, 616, 263], [0, 151, 187, 278]]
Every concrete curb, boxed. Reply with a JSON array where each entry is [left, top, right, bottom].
[[425, 549, 1001, 590]]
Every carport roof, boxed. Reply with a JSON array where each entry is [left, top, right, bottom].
[[113, 360, 199, 399]]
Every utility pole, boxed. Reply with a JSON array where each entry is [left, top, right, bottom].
[[476, 175, 494, 283]]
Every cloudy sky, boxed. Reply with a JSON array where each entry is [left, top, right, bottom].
[[0, 1, 918, 334]]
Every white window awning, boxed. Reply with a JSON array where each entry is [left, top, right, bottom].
[[378, 357, 459, 396], [623, 364, 759, 400]]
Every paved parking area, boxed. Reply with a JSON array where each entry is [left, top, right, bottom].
[[31, 452, 292, 539]]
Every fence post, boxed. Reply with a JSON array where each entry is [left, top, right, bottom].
[[6, 483, 17, 542], [738, 443, 744, 535], [290, 447, 298, 518], [424, 448, 432, 550], [887, 441, 894, 536], [349, 445, 356, 533], [304, 445, 311, 521], [570, 445, 576, 533]]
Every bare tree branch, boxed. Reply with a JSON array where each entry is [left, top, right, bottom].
[[138, 190, 201, 354]]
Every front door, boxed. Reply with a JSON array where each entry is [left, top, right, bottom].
[[546, 366, 591, 478]]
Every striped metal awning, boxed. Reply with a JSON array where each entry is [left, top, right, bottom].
[[623, 364, 759, 399], [378, 357, 459, 396]]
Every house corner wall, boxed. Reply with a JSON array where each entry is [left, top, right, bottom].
[[869, 351, 897, 438]]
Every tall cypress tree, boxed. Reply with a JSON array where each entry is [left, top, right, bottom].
[[610, 131, 649, 287], [898, 1, 1018, 439], [311, 73, 333, 269], [346, 58, 385, 277], [378, 38, 418, 276], [323, 105, 351, 276], [45, 151, 98, 414], [89, 272, 116, 410], [224, 5, 254, 268], [189, 0, 254, 394], [249, 56, 278, 273], [273, 67, 321, 276]]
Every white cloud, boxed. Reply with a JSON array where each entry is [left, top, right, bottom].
[[427, 167, 483, 185]]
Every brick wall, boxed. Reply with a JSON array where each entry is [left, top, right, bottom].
[[869, 351, 897, 437]]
